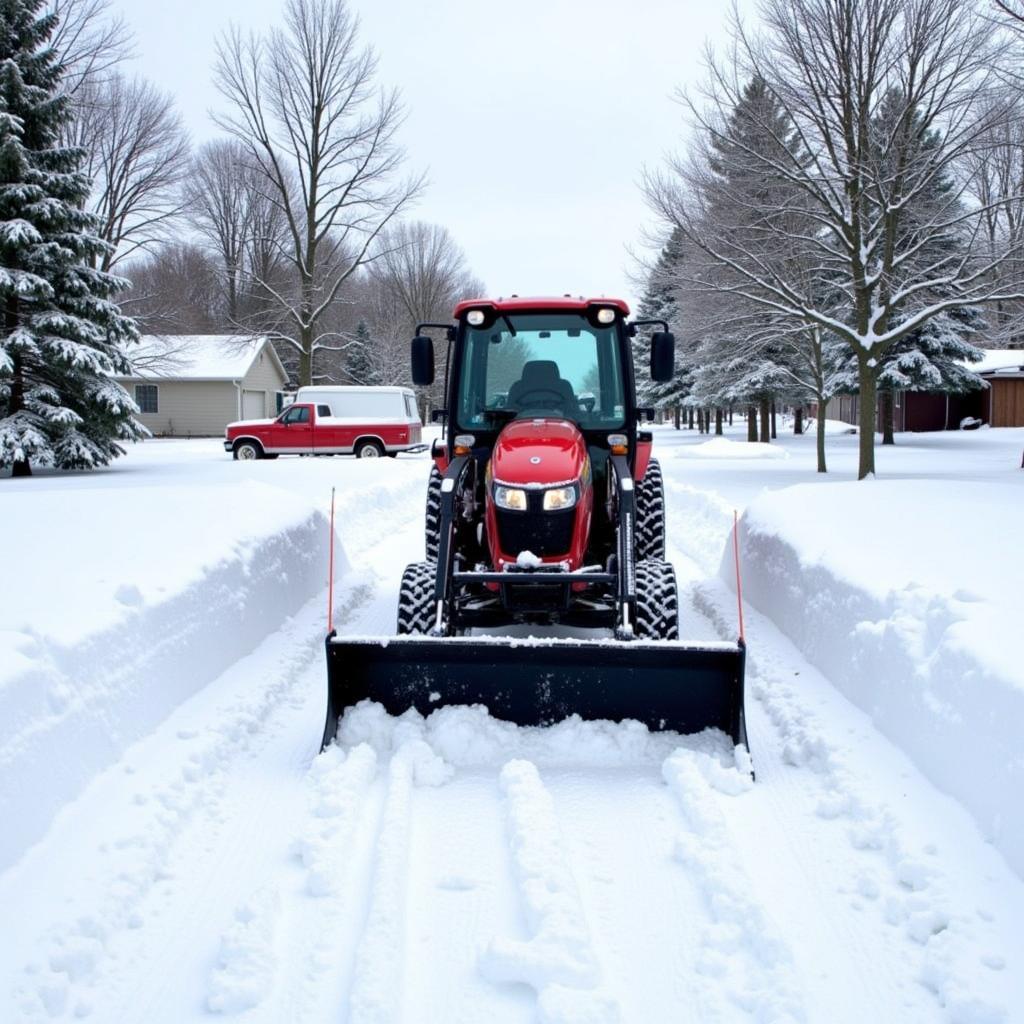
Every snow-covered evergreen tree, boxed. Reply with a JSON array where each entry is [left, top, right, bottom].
[[0, 0, 142, 477], [634, 228, 693, 416], [346, 319, 379, 385]]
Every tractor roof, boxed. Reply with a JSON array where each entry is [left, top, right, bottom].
[[452, 295, 631, 318]]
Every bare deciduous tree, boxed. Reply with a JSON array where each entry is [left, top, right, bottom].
[[365, 221, 482, 406], [184, 140, 290, 322], [213, 0, 425, 386], [65, 73, 190, 271], [646, 0, 1024, 478], [49, 0, 132, 95]]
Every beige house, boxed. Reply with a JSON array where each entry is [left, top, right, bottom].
[[116, 335, 290, 437]]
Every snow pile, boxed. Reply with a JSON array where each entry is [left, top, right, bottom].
[[338, 699, 732, 768], [727, 479, 1024, 874], [0, 479, 338, 872], [481, 760, 618, 1022], [675, 437, 791, 460]]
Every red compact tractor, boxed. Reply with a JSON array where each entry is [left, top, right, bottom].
[[322, 297, 747, 751]]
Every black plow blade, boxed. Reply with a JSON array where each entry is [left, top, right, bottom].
[[321, 634, 747, 753]]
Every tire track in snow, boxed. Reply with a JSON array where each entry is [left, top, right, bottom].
[[346, 739, 452, 1024], [481, 760, 620, 1024]]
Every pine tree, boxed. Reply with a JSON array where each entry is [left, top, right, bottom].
[[865, 91, 986, 443], [0, 0, 142, 477], [346, 319, 379, 385]]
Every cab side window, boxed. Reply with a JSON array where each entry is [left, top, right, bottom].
[[317, 405, 332, 417], [284, 406, 310, 424]]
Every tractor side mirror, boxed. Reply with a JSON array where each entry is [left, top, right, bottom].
[[650, 331, 675, 382], [411, 335, 435, 386]]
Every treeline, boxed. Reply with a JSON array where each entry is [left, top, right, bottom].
[[636, 0, 1024, 477], [54, 0, 482, 390]]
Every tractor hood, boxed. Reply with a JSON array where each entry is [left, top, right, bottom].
[[491, 418, 588, 486]]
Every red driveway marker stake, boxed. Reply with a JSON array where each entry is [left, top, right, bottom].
[[733, 509, 746, 643], [328, 487, 336, 634]]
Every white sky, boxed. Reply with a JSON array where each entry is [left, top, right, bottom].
[[109, 0, 749, 309]]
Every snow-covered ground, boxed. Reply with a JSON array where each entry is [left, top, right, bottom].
[[1, 425, 1022, 1023]]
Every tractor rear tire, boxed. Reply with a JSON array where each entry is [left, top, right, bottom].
[[634, 558, 679, 640], [425, 465, 442, 560], [397, 560, 437, 635], [635, 458, 666, 560]]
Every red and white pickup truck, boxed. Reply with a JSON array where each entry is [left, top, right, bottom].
[[224, 401, 424, 460]]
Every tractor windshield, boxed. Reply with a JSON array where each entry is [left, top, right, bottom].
[[456, 313, 626, 429]]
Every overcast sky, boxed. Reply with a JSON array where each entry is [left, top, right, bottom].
[[109, 0, 750, 309]]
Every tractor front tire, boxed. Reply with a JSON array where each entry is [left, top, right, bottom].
[[635, 458, 666, 560], [397, 560, 437, 635], [425, 465, 442, 560], [634, 558, 679, 640]]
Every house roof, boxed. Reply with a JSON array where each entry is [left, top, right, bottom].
[[972, 348, 1024, 375], [117, 335, 287, 382]]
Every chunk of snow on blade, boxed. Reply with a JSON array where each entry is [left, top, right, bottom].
[[517, 549, 543, 569], [206, 887, 280, 1013], [481, 760, 618, 1020]]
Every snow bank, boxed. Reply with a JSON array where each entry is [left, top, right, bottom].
[[0, 480, 338, 871], [728, 480, 1024, 875], [674, 437, 790, 460]]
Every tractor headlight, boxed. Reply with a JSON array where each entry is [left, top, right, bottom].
[[542, 485, 577, 511], [466, 309, 486, 326], [494, 485, 527, 511], [595, 307, 616, 324]]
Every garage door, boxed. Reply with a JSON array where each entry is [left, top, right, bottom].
[[242, 390, 265, 420]]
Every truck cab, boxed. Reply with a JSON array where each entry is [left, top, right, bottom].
[[224, 388, 423, 460]]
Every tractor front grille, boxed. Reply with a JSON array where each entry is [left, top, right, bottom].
[[496, 507, 575, 558]]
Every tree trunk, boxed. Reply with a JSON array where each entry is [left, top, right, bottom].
[[794, 407, 803, 435], [728, 406, 733, 426], [816, 405, 827, 473], [770, 402, 777, 439], [881, 390, 895, 445], [715, 408, 723, 435], [687, 407, 694, 429], [856, 357, 877, 478], [747, 405, 758, 442], [759, 397, 771, 443], [7, 306, 30, 477], [674, 405, 680, 430]]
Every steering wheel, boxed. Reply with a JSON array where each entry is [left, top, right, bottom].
[[513, 387, 569, 410]]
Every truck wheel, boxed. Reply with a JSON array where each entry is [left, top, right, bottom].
[[634, 559, 679, 640], [397, 561, 438, 634], [425, 465, 442, 560], [355, 439, 384, 459], [635, 458, 666, 560], [233, 440, 263, 461]]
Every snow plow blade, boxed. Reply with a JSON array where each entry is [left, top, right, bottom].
[[321, 634, 747, 752]]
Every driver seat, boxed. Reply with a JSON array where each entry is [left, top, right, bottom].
[[507, 360, 577, 413]]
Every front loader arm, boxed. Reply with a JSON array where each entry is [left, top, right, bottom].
[[431, 453, 472, 635], [609, 453, 637, 638]]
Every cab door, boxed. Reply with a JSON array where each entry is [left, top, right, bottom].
[[271, 404, 314, 452]]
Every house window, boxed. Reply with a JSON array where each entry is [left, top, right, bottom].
[[135, 384, 158, 414]]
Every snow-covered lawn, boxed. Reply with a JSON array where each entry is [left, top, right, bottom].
[[1, 426, 1022, 1023]]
